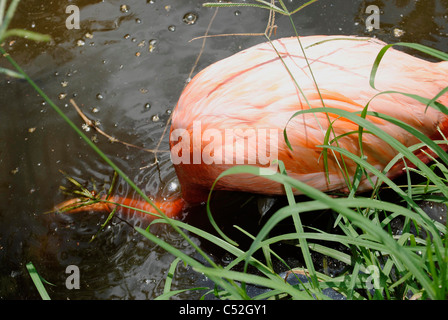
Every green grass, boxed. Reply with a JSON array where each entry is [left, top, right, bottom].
[[2, 0, 447, 300], [26, 262, 52, 300]]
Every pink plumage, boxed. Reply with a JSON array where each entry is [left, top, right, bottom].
[[171, 35, 448, 204], [57, 35, 448, 219]]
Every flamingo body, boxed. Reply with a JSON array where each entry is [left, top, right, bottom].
[[58, 35, 448, 219], [170, 35, 448, 204]]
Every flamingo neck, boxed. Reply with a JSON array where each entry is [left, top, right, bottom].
[[55, 194, 186, 220]]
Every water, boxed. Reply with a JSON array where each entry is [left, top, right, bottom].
[[0, 0, 447, 300]]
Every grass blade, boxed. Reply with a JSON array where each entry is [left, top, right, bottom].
[[370, 42, 448, 89], [26, 262, 51, 300]]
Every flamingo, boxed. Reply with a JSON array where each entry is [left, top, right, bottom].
[[56, 35, 448, 220]]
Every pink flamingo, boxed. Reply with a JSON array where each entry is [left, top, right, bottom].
[[56, 35, 448, 220]]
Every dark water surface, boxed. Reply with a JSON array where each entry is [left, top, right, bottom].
[[0, 0, 447, 299]]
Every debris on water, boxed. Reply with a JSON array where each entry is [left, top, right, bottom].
[[152, 114, 160, 122], [144, 103, 151, 110], [137, 40, 145, 48], [82, 123, 91, 132], [182, 12, 198, 25], [124, 34, 130, 39], [393, 28, 405, 37], [28, 127, 36, 133], [234, 10, 241, 16], [120, 4, 130, 13], [76, 39, 85, 46], [168, 25, 176, 32], [61, 81, 68, 87], [58, 93, 67, 100], [92, 107, 99, 113], [85, 32, 93, 39], [165, 5, 171, 12], [10, 167, 19, 175], [91, 134, 99, 143], [96, 93, 103, 100], [149, 39, 157, 52]]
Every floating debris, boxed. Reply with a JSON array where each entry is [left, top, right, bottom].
[[58, 93, 67, 100], [182, 12, 198, 25], [152, 114, 160, 122], [393, 28, 405, 37], [28, 127, 36, 133], [96, 93, 103, 100], [82, 123, 91, 132], [76, 39, 85, 46], [144, 103, 151, 110], [92, 107, 100, 113], [120, 4, 130, 13], [149, 39, 157, 52], [61, 81, 68, 87], [168, 25, 176, 32]]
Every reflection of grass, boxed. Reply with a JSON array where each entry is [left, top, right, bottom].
[[2, 0, 447, 300]]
